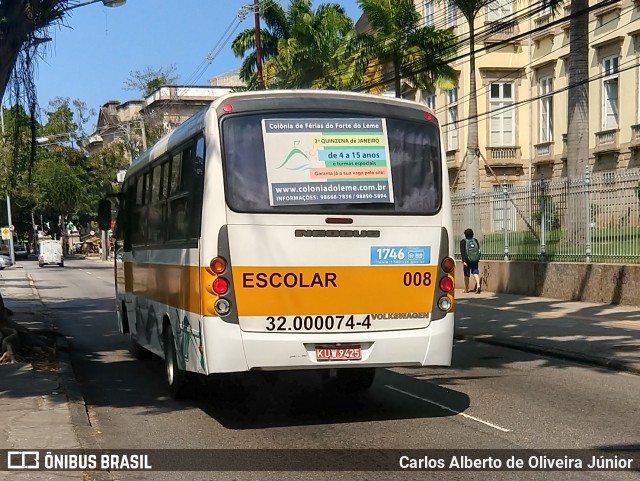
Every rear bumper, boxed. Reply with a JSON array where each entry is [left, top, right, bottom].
[[203, 313, 454, 373]]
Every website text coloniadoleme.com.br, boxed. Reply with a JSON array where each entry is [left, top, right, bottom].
[[273, 182, 387, 194]]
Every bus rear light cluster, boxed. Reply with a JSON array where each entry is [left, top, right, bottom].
[[441, 257, 455, 273], [437, 296, 452, 312], [210, 257, 227, 274], [214, 298, 231, 316], [439, 275, 454, 293], [212, 277, 229, 295]]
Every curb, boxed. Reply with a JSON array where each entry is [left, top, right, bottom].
[[455, 334, 640, 376], [28, 273, 114, 481]]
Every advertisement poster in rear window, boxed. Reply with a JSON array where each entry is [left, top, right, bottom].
[[261, 118, 395, 206]]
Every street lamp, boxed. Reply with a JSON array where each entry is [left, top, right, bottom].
[[67, 0, 127, 11]]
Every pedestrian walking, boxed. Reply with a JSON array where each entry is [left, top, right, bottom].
[[460, 228, 482, 293]]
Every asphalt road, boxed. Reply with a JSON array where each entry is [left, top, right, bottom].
[[22, 259, 640, 481]]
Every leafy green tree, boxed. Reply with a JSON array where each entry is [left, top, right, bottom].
[[124, 65, 179, 97], [33, 157, 84, 216], [350, 0, 457, 97], [0, 104, 32, 191]]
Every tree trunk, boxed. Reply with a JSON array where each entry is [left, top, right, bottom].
[[0, 293, 55, 364], [393, 57, 401, 98], [567, 0, 589, 247], [466, 18, 480, 235]]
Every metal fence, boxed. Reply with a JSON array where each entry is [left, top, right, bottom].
[[451, 169, 640, 264]]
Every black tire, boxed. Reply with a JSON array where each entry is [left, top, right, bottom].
[[58, 261, 64, 267], [332, 368, 376, 393], [163, 327, 191, 400], [39, 262, 44, 268]]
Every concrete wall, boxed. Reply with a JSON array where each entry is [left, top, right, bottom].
[[455, 260, 640, 307]]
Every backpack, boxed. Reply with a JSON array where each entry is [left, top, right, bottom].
[[465, 238, 481, 263]]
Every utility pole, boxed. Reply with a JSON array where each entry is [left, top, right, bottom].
[[254, 0, 264, 90]]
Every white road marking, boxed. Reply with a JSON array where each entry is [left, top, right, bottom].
[[385, 385, 512, 433], [84, 271, 93, 275]]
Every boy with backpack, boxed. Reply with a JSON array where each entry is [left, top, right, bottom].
[[460, 228, 482, 293]]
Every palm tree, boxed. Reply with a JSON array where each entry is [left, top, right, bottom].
[[231, 0, 353, 90], [351, 0, 458, 98], [438, 0, 492, 220], [566, 0, 589, 243], [265, 2, 354, 89], [231, 0, 289, 89], [441, 0, 564, 233]]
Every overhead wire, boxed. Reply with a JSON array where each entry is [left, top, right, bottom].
[[354, 0, 604, 91], [124, 3, 252, 146], [433, 2, 637, 118], [353, 0, 619, 93], [259, 0, 542, 88], [441, 52, 637, 129]]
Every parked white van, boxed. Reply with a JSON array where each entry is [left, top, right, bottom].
[[39, 240, 64, 267]]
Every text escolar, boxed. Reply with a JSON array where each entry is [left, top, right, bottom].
[[242, 272, 337, 288]]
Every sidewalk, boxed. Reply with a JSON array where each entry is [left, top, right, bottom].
[[0, 268, 106, 480], [455, 288, 640, 374]]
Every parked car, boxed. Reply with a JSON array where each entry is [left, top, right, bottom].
[[0, 254, 13, 270], [14, 244, 28, 260]]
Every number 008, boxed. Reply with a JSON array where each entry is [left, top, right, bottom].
[[403, 271, 432, 286]]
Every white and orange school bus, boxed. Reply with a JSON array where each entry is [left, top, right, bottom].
[[114, 90, 455, 399]]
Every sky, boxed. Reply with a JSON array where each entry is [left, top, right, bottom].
[[33, 0, 363, 130]]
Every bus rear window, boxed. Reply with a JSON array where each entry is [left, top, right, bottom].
[[222, 113, 442, 215]]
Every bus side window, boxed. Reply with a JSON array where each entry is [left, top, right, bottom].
[[191, 136, 205, 239], [166, 146, 191, 242], [170, 153, 182, 196], [148, 164, 164, 244], [131, 173, 148, 246], [120, 180, 134, 251]]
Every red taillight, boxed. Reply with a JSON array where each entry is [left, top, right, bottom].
[[210, 257, 227, 274], [212, 277, 229, 295], [223, 103, 233, 113], [439, 276, 454, 293], [441, 257, 455, 273], [425, 112, 433, 121]]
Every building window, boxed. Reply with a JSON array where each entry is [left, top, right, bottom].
[[602, 55, 619, 130], [447, 87, 459, 151], [489, 81, 515, 146], [488, 0, 513, 21], [539, 77, 553, 143], [446, 2, 457, 28], [423, 1, 434, 27], [424, 93, 436, 111]]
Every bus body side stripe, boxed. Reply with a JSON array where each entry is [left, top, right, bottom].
[[125, 262, 202, 315]]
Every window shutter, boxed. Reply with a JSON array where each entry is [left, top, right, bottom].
[[488, 2, 500, 21], [490, 112, 502, 146], [540, 100, 549, 143], [604, 80, 619, 130], [503, 104, 514, 145]]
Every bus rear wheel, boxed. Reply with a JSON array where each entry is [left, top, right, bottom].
[[163, 328, 191, 400]]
